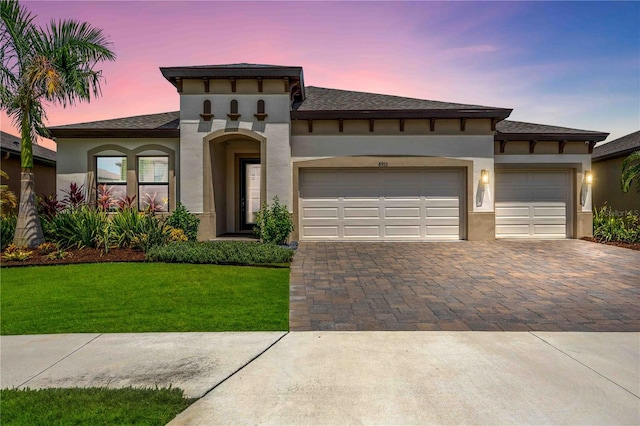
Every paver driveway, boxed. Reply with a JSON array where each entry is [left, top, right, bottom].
[[289, 240, 640, 331]]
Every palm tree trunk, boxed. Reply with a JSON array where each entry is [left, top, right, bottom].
[[13, 114, 45, 248], [13, 169, 44, 248]]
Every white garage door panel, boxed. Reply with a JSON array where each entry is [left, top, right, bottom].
[[304, 226, 339, 237], [496, 170, 571, 239], [300, 169, 464, 241]]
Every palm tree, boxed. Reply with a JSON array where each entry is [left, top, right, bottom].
[[621, 151, 640, 194], [0, 0, 115, 247]]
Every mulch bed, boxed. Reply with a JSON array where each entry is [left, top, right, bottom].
[[1, 247, 147, 267], [580, 237, 640, 251]]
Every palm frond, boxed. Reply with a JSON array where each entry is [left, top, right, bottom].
[[621, 150, 640, 193]]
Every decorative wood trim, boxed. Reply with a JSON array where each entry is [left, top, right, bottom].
[[460, 118, 467, 132], [227, 113, 241, 121], [257, 77, 263, 93], [339, 119, 344, 133], [284, 77, 290, 92], [175, 77, 183, 93], [430, 118, 436, 132], [491, 118, 498, 131], [399, 119, 405, 132], [369, 119, 374, 132], [203, 78, 210, 93], [308, 120, 313, 133], [588, 141, 597, 154], [499, 140, 507, 153], [200, 113, 214, 121], [253, 113, 268, 121], [559, 140, 567, 154], [529, 140, 537, 154], [230, 77, 236, 93]]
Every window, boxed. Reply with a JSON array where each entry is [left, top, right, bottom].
[[96, 156, 127, 209], [138, 156, 169, 212]]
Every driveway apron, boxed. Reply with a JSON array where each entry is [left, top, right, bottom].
[[289, 240, 640, 331]]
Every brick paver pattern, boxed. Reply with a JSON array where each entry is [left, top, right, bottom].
[[289, 240, 640, 331]]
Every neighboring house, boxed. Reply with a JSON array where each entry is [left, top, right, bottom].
[[1, 131, 57, 209], [592, 131, 640, 212], [49, 63, 608, 241]]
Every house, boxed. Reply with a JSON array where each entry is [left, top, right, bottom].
[[1, 131, 57, 208], [592, 131, 640, 212], [49, 63, 608, 241]]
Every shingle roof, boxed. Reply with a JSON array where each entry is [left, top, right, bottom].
[[592, 131, 640, 161], [170, 63, 299, 69], [295, 86, 504, 111], [495, 120, 608, 142], [0, 131, 56, 163], [496, 120, 605, 135], [49, 111, 180, 130]]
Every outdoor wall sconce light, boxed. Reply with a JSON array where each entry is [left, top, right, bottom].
[[481, 169, 490, 185], [585, 170, 593, 185]]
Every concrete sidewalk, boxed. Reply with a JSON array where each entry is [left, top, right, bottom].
[[2, 332, 639, 425], [1, 332, 285, 398]]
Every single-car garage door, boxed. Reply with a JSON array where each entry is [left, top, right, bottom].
[[495, 170, 572, 239], [299, 169, 464, 240]]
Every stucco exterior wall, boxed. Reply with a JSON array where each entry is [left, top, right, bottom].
[[593, 156, 640, 212], [291, 134, 495, 214], [55, 137, 179, 202], [1, 152, 56, 208]]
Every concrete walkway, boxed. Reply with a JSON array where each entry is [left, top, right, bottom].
[[2, 332, 638, 424]]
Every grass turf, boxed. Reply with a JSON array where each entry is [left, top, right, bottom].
[[1, 263, 289, 335], [0, 387, 194, 425]]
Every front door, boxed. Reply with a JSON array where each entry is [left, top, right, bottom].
[[240, 158, 261, 231]]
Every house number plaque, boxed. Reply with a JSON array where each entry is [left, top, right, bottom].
[[378, 162, 389, 168]]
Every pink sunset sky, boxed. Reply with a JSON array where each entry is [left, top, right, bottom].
[[1, 1, 639, 151]]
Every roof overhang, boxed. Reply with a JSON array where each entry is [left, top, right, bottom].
[[159, 65, 305, 99], [49, 129, 180, 139], [291, 108, 513, 120], [495, 132, 608, 142], [593, 146, 640, 162]]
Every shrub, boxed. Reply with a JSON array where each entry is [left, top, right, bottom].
[[45, 249, 70, 260], [1, 214, 17, 250], [165, 203, 200, 241], [109, 209, 170, 251], [37, 194, 63, 219], [37, 242, 58, 255], [146, 241, 294, 265], [44, 206, 109, 249], [61, 183, 87, 209], [254, 196, 294, 245], [593, 205, 640, 243], [3, 247, 33, 261]]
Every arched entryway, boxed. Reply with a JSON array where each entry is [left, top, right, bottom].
[[203, 129, 266, 238]]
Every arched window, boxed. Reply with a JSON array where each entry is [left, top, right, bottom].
[[227, 100, 240, 120], [200, 100, 213, 121], [254, 99, 267, 121]]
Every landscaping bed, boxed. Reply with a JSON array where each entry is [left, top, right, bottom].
[[0, 247, 146, 267], [581, 237, 640, 251]]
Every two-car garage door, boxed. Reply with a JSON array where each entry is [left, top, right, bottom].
[[299, 169, 464, 241], [495, 170, 572, 238]]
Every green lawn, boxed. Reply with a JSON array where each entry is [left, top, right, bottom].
[[1, 263, 289, 335], [0, 387, 194, 425]]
